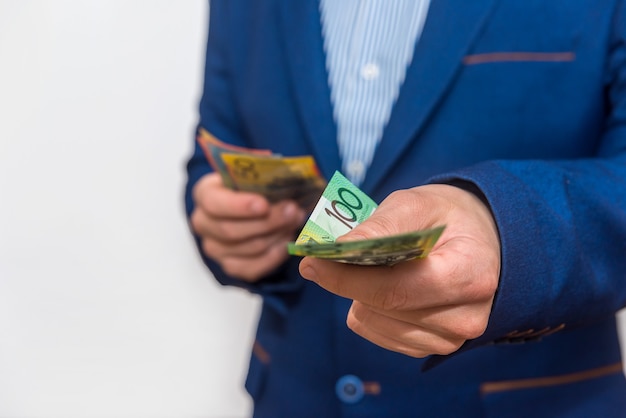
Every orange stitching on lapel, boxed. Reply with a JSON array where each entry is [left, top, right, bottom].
[[497, 323, 566, 343], [480, 362, 623, 395], [505, 329, 536, 338], [524, 327, 551, 338], [252, 340, 271, 365], [538, 323, 566, 338], [463, 52, 576, 65]]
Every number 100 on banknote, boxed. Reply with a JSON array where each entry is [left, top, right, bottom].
[[288, 171, 445, 265], [296, 172, 377, 244]]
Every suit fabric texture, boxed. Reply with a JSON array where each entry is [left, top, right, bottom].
[[185, 1, 626, 417]]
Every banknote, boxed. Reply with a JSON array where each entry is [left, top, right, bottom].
[[196, 128, 272, 188], [288, 171, 445, 265], [197, 128, 326, 206], [293, 171, 377, 245], [287, 227, 445, 265], [219, 152, 327, 207]]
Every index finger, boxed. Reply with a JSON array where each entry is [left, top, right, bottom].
[[300, 254, 463, 310], [298, 256, 433, 311], [192, 173, 270, 219]]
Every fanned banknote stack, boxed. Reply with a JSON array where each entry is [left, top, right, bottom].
[[287, 171, 445, 266], [197, 128, 327, 208], [198, 131, 444, 266]]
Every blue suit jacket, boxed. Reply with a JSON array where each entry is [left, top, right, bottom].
[[185, 1, 626, 417]]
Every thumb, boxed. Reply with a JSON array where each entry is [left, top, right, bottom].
[[337, 188, 433, 242], [336, 210, 398, 242]]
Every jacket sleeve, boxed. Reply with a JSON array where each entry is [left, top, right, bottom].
[[426, 0, 626, 366], [184, 1, 304, 315]]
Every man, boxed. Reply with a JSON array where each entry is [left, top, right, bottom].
[[185, 1, 626, 417]]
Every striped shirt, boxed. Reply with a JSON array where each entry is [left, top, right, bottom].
[[319, 0, 431, 185]]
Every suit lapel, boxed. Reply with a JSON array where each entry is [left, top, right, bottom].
[[361, 0, 498, 193], [279, 0, 341, 181], [279, 0, 498, 190]]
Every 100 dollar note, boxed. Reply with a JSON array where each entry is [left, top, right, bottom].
[[288, 171, 445, 266]]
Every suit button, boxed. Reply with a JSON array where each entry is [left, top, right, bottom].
[[346, 160, 366, 182], [335, 375, 364, 404], [360, 62, 380, 80]]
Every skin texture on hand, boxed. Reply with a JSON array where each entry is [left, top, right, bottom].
[[299, 184, 501, 358], [190, 173, 307, 282]]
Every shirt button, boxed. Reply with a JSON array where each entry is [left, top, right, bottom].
[[335, 375, 364, 404], [360, 62, 380, 80], [347, 160, 366, 180]]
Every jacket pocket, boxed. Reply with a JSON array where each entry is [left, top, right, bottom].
[[480, 362, 626, 418], [463, 51, 576, 65], [244, 339, 271, 401]]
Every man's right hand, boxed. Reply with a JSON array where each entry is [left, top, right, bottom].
[[190, 173, 307, 282]]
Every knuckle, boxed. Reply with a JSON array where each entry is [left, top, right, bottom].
[[201, 239, 220, 259], [459, 320, 487, 341], [189, 210, 203, 234], [374, 284, 408, 311], [397, 346, 429, 359], [464, 280, 494, 303], [221, 246, 287, 283], [346, 302, 366, 331], [353, 216, 395, 238], [453, 260, 499, 303], [346, 314, 359, 332], [346, 304, 372, 336], [221, 259, 253, 281], [449, 312, 489, 341], [223, 228, 243, 241], [434, 339, 465, 356], [245, 238, 266, 254], [216, 223, 237, 241]]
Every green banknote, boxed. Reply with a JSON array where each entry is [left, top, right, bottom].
[[288, 171, 446, 266], [293, 170, 378, 244]]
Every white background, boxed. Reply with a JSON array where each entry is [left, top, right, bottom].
[[0, 1, 259, 417], [0, 2, 625, 418]]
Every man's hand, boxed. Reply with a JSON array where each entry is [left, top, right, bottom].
[[191, 173, 307, 282], [299, 184, 501, 358]]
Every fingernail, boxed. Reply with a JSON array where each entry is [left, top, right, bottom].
[[300, 264, 318, 282], [249, 200, 265, 214], [283, 203, 297, 219]]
